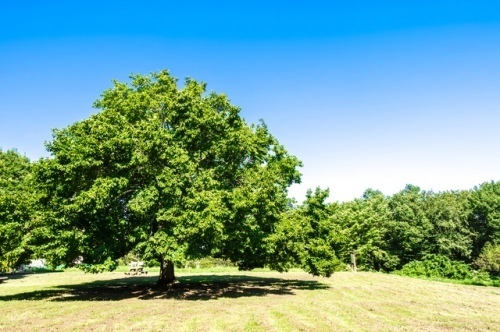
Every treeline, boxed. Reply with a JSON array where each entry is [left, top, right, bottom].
[[290, 183, 500, 279], [1, 148, 499, 280]]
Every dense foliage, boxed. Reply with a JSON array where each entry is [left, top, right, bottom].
[[293, 182, 500, 281], [0, 150, 36, 271], [474, 243, 500, 276], [268, 188, 344, 277], [25, 71, 342, 284], [395, 254, 473, 280]]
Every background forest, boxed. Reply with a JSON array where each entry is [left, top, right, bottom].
[[2, 146, 499, 283]]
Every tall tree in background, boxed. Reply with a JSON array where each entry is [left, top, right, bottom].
[[424, 190, 473, 262], [32, 70, 308, 285], [268, 188, 344, 276], [386, 185, 432, 267], [333, 189, 398, 271], [469, 181, 500, 258], [0, 150, 35, 271]]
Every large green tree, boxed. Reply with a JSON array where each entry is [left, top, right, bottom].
[[32, 70, 312, 285], [0, 149, 35, 271]]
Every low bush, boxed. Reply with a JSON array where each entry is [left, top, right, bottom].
[[474, 244, 500, 276], [395, 254, 473, 280]]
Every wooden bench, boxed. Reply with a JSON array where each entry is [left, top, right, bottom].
[[0, 277, 8, 284]]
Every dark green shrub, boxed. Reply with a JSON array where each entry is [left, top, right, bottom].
[[396, 254, 473, 279]]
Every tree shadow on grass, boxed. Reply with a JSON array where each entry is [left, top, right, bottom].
[[1, 274, 330, 302]]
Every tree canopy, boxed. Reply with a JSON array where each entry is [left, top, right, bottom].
[[31, 70, 306, 284]]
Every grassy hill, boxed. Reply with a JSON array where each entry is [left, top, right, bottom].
[[1, 270, 499, 331]]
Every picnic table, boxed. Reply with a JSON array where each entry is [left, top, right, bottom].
[[125, 262, 148, 275], [0, 277, 8, 284]]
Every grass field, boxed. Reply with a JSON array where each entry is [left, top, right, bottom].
[[1, 270, 499, 331]]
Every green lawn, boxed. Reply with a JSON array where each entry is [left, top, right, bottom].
[[1, 270, 499, 331]]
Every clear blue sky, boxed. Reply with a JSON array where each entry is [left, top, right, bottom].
[[1, 1, 499, 202]]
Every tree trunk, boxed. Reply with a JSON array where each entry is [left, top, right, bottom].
[[157, 258, 176, 287]]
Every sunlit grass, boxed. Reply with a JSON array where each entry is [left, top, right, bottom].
[[1, 270, 499, 331]]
